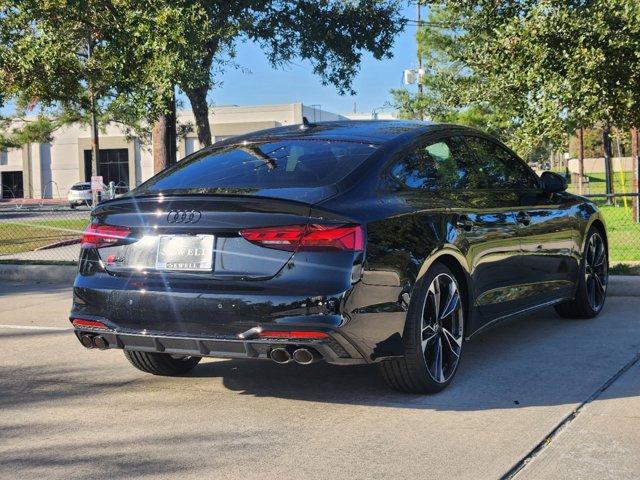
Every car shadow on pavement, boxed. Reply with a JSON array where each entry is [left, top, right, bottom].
[[0, 429, 249, 480], [186, 306, 640, 411], [0, 281, 71, 298]]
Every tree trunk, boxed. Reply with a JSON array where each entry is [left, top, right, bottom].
[[152, 91, 177, 174], [185, 86, 212, 147]]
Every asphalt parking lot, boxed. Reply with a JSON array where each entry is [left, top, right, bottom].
[[1, 281, 639, 480]]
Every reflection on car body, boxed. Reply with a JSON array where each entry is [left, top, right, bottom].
[[70, 120, 608, 393]]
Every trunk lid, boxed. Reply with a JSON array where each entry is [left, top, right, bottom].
[[91, 195, 313, 280]]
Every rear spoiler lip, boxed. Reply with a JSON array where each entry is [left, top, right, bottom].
[[93, 187, 338, 213]]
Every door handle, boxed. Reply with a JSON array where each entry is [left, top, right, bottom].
[[455, 214, 474, 231], [516, 211, 531, 225]]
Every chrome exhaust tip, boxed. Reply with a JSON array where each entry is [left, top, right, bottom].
[[93, 335, 109, 350], [80, 334, 94, 349], [270, 347, 292, 364], [292, 348, 320, 365]]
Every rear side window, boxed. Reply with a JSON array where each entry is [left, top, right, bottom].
[[390, 137, 472, 190], [135, 140, 379, 193], [463, 136, 539, 189]]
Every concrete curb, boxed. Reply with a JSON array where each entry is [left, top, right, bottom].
[[0, 264, 77, 284], [607, 276, 640, 297], [0, 264, 639, 297]]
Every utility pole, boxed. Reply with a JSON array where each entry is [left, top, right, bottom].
[[416, 3, 423, 97], [87, 34, 101, 206]]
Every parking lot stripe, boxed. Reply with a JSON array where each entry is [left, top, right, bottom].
[[0, 324, 72, 331]]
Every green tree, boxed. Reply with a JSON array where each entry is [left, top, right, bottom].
[[0, 0, 174, 172], [1, 1, 405, 172], [132, 1, 405, 147], [393, 0, 640, 160]]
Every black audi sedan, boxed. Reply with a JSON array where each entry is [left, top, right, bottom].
[[71, 120, 608, 393]]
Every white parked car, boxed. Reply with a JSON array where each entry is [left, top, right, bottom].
[[68, 182, 92, 208]]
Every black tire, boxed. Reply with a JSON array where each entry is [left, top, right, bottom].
[[555, 227, 608, 319], [379, 262, 465, 394], [123, 350, 201, 376]]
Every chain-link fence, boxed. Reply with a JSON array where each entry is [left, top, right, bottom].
[[0, 205, 90, 263], [0, 195, 638, 264], [582, 193, 640, 262]]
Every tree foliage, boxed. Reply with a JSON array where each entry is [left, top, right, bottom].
[[0, 1, 405, 150], [144, 0, 406, 146], [393, 0, 640, 159], [0, 0, 173, 149]]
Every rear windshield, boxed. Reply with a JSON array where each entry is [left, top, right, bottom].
[[135, 139, 379, 194], [71, 184, 91, 190]]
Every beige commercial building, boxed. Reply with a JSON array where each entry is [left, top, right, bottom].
[[0, 103, 344, 199]]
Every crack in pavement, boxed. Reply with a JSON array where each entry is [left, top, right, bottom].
[[502, 351, 640, 479]]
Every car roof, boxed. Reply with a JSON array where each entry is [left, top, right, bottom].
[[217, 120, 441, 145]]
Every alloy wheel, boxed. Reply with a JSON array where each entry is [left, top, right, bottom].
[[421, 273, 464, 383], [585, 233, 608, 311]]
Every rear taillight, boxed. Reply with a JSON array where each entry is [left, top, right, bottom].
[[81, 223, 130, 248], [240, 224, 364, 252], [258, 330, 329, 340], [71, 318, 110, 330]]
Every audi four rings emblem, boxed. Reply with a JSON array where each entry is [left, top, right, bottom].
[[166, 209, 202, 224]]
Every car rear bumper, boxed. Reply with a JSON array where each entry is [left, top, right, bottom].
[[71, 258, 409, 365], [71, 320, 366, 365]]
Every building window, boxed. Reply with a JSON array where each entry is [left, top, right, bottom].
[[0, 150, 7, 166], [84, 149, 129, 188], [1, 171, 24, 198]]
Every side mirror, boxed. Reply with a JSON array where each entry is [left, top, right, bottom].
[[540, 171, 567, 193]]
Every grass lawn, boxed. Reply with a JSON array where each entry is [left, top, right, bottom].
[[599, 206, 640, 262], [0, 218, 89, 255], [567, 171, 634, 195]]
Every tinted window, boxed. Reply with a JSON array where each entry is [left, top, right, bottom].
[[463, 136, 538, 189], [136, 140, 378, 193], [391, 137, 471, 190]]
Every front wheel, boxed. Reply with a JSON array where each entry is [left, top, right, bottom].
[[379, 262, 465, 394], [555, 228, 608, 319], [123, 350, 201, 376]]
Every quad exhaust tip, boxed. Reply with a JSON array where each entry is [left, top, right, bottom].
[[93, 335, 109, 350], [80, 334, 94, 349], [292, 348, 320, 365], [79, 334, 109, 350], [269, 346, 321, 365], [269, 347, 292, 364]]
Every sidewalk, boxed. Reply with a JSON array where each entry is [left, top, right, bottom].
[[518, 360, 640, 479]]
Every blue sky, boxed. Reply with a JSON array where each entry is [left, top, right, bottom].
[[203, 3, 419, 116], [1, 4, 419, 117]]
